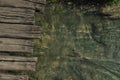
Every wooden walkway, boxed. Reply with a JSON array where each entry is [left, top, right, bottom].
[[0, 0, 45, 80]]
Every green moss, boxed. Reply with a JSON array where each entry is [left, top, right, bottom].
[[31, 4, 120, 80]]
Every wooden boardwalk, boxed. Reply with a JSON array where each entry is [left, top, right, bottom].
[[0, 0, 45, 80]]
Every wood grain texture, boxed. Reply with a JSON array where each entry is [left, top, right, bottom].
[[0, 38, 33, 53], [0, 62, 36, 71], [0, 56, 37, 62], [0, 23, 41, 39], [0, 73, 28, 80], [25, 0, 46, 4], [25, 0, 46, 13], [0, 0, 45, 77], [0, 7, 35, 24], [0, 0, 34, 9]]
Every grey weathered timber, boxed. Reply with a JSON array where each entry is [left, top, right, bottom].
[[0, 56, 37, 62], [0, 0, 46, 79], [0, 0, 34, 9], [0, 62, 36, 71], [0, 38, 32, 46], [0, 56, 37, 71], [0, 7, 35, 24], [0, 23, 41, 39], [25, 0, 46, 4], [0, 0, 45, 13], [0, 73, 28, 80], [25, 0, 46, 13], [0, 38, 33, 53]]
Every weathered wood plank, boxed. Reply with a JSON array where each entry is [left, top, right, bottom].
[[0, 45, 32, 53], [0, 62, 36, 71], [0, 74, 28, 80], [25, 0, 46, 12], [0, 56, 37, 62], [0, 38, 33, 46], [0, 7, 35, 24], [0, 0, 34, 9], [0, 38, 33, 53], [25, 0, 46, 4], [0, 23, 41, 39]]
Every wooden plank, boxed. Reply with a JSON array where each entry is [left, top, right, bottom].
[[0, 73, 28, 80], [0, 7, 35, 24], [0, 38, 33, 46], [0, 56, 37, 62], [0, 23, 41, 39], [0, 62, 36, 71], [25, 0, 46, 4], [0, 0, 34, 9], [25, 0, 46, 12], [0, 38, 33, 53]]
